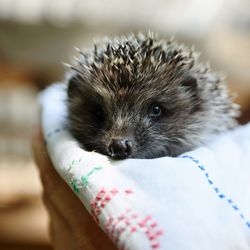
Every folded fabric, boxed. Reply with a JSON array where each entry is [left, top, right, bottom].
[[40, 83, 250, 250]]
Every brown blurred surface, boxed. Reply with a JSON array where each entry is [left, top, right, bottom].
[[0, 244, 51, 250], [0, 79, 52, 249], [0, 196, 51, 247]]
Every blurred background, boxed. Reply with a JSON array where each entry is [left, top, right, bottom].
[[0, 0, 249, 249]]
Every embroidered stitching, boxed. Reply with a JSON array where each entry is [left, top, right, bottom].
[[91, 187, 118, 224], [45, 127, 65, 142], [68, 160, 103, 192], [179, 155, 250, 230], [69, 166, 103, 193], [105, 209, 163, 250], [81, 166, 103, 188]]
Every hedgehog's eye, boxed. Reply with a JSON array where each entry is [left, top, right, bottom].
[[148, 103, 162, 119], [96, 109, 104, 120], [93, 106, 105, 122]]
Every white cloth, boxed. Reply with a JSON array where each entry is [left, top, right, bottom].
[[40, 83, 250, 250]]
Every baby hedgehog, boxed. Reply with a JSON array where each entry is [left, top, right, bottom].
[[66, 32, 239, 159]]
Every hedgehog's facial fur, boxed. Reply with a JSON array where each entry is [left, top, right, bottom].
[[66, 33, 239, 159]]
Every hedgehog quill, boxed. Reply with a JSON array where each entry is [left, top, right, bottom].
[[65, 32, 239, 159]]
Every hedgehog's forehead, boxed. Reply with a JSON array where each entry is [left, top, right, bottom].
[[90, 76, 167, 108], [87, 61, 174, 101]]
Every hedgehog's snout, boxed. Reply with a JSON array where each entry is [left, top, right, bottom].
[[107, 138, 133, 159]]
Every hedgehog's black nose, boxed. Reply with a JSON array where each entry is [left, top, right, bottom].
[[108, 138, 132, 159]]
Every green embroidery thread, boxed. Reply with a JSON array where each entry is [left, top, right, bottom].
[[81, 166, 103, 188], [69, 166, 103, 192], [70, 179, 80, 193], [67, 158, 82, 172], [68, 158, 82, 193]]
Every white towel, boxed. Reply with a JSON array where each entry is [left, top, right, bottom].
[[40, 83, 250, 250]]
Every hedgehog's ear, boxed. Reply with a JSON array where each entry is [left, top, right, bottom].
[[67, 74, 81, 98], [181, 75, 197, 91]]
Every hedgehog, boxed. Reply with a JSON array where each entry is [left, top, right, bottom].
[[65, 32, 239, 159]]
